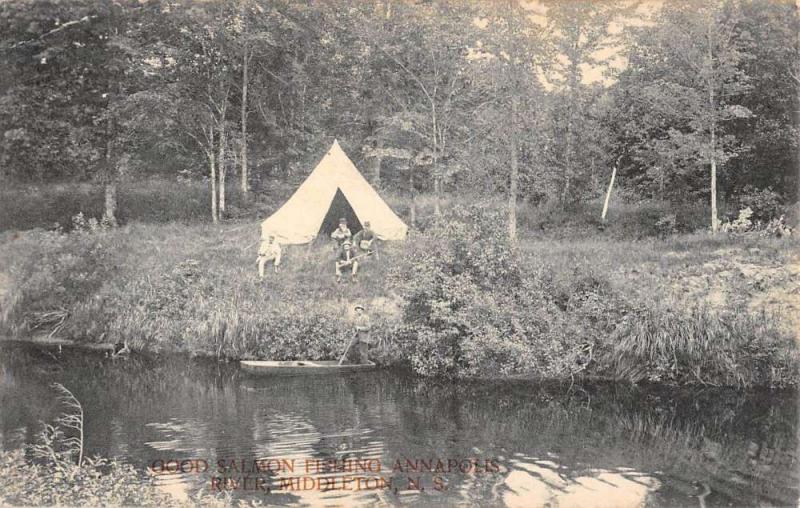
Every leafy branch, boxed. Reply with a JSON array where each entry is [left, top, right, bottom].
[[30, 383, 86, 468]]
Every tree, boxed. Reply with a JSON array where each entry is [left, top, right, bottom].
[[469, 1, 547, 243], [0, 0, 173, 224], [167, 1, 238, 223], [539, 0, 636, 207], [620, 0, 753, 231], [367, 1, 479, 216], [726, 0, 799, 202]]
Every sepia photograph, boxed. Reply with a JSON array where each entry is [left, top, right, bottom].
[[0, 0, 798, 506]]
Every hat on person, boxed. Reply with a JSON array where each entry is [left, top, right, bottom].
[[354, 304, 365, 311], [339, 217, 347, 224], [343, 240, 352, 247]]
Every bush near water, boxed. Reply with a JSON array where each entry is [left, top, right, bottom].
[[1, 195, 798, 388]]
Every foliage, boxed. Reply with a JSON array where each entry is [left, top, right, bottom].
[[735, 185, 783, 223], [2, 0, 796, 217], [0, 449, 176, 507], [389, 205, 618, 378], [654, 213, 677, 238], [30, 383, 86, 468], [0, 228, 113, 336], [612, 304, 799, 388], [761, 216, 793, 239], [720, 206, 755, 233]]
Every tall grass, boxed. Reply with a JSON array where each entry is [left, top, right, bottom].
[[613, 303, 799, 387]]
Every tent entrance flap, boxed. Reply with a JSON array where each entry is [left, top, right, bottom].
[[318, 188, 362, 238]]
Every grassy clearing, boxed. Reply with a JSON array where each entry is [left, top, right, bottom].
[[0, 189, 797, 386]]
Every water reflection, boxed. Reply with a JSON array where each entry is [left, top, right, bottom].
[[0, 342, 797, 506]]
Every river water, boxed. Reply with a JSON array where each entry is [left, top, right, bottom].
[[0, 341, 797, 507]]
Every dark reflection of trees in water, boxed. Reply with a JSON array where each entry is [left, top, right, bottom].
[[1, 343, 797, 506], [405, 378, 798, 506]]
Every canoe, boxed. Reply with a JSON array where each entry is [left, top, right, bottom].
[[240, 360, 376, 376]]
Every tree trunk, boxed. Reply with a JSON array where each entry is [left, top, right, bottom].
[[601, 164, 617, 222], [508, 96, 519, 244], [372, 138, 383, 186], [431, 102, 441, 216], [410, 166, 416, 227], [562, 106, 574, 209], [103, 114, 118, 226], [218, 122, 227, 216], [104, 182, 117, 226], [708, 23, 718, 233], [209, 126, 218, 223], [711, 128, 718, 233], [241, 44, 250, 197], [795, 2, 800, 225]]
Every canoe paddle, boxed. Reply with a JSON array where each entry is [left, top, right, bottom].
[[338, 333, 358, 365]]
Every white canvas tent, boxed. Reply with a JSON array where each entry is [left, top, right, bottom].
[[261, 140, 408, 244]]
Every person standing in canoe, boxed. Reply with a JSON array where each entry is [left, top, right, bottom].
[[257, 235, 282, 279], [350, 304, 372, 364]]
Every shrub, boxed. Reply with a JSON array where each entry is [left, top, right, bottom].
[[0, 450, 176, 507], [389, 205, 617, 378], [736, 185, 783, 223], [720, 207, 755, 233], [654, 214, 677, 238]]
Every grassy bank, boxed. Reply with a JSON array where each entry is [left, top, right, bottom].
[[0, 201, 797, 387]]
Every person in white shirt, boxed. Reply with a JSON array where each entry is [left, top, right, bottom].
[[257, 235, 282, 279], [330, 218, 352, 247]]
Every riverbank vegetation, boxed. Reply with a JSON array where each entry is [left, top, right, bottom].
[[1, 201, 797, 388]]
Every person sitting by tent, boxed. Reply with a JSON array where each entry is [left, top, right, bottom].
[[331, 218, 352, 247], [352, 220, 378, 259], [257, 235, 282, 279], [335, 240, 359, 283]]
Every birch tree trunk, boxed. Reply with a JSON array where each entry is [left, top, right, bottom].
[[708, 23, 718, 233], [208, 126, 218, 223], [710, 120, 717, 232], [601, 164, 617, 222], [218, 121, 227, 216], [431, 102, 441, 216], [240, 44, 250, 196], [103, 114, 118, 226], [508, 96, 519, 244]]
